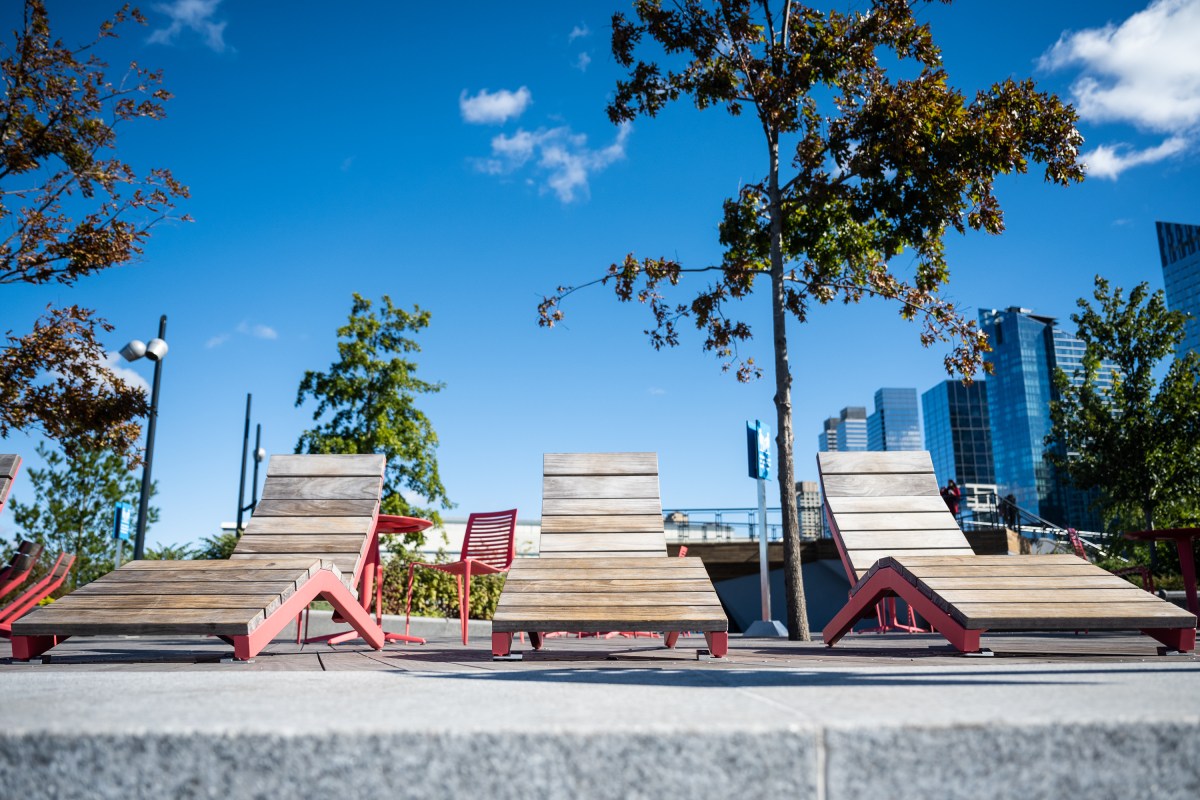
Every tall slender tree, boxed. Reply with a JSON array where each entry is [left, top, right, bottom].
[[539, 0, 1084, 638], [296, 294, 452, 537]]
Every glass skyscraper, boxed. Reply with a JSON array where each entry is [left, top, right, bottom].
[[817, 407, 867, 452], [978, 307, 1108, 530], [921, 380, 994, 489], [1157, 221, 1200, 356], [867, 387, 921, 451]]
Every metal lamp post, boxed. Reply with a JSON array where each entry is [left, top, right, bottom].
[[235, 393, 266, 535], [120, 315, 168, 560]]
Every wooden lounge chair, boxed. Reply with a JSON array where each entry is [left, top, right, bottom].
[[11, 454, 389, 662], [0, 454, 20, 516], [0, 551, 75, 637], [819, 452, 1197, 654], [491, 452, 729, 658], [0, 542, 44, 597]]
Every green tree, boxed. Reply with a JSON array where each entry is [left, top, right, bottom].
[[193, 530, 238, 560], [143, 541, 191, 560], [296, 293, 452, 534], [6, 441, 158, 591], [1, 0, 189, 460], [538, 0, 1084, 639], [1048, 277, 1200, 541]]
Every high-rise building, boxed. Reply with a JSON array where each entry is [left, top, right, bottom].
[[817, 417, 839, 453], [835, 406, 868, 452], [978, 307, 1110, 530], [867, 387, 922, 451], [922, 380, 994, 489], [1157, 221, 1200, 356], [795, 481, 823, 539]]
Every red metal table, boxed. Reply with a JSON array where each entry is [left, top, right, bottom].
[[301, 513, 434, 646], [1125, 528, 1200, 618]]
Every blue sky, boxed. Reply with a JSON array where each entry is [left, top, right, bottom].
[[3, 1, 1199, 550]]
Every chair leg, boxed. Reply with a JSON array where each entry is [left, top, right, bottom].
[[405, 563, 418, 638], [460, 563, 472, 646], [664, 632, 679, 649], [704, 631, 729, 658], [529, 631, 543, 650], [492, 632, 512, 657]]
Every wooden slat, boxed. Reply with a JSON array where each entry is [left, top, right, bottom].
[[817, 451, 935, 474], [0, 454, 20, 479], [11, 607, 265, 636], [888, 563, 1105, 578], [243, 516, 373, 534], [229, 552, 359, 575], [502, 579, 715, 593], [922, 574, 1139, 590], [835, 512, 961, 532], [253, 498, 380, 517], [540, 515, 664, 534], [895, 554, 1082, 566], [539, 533, 666, 550], [542, 475, 660, 500], [493, 606, 726, 622], [260, 476, 381, 501], [116, 557, 324, 571], [955, 602, 1195, 629], [826, 495, 951, 514], [539, 550, 669, 558], [509, 557, 698, 571], [506, 566, 710, 580], [67, 580, 303, 596], [541, 498, 662, 516], [267, 454, 385, 477], [543, 452, 658, 476], [822, 474, 940, 498], [232, 535, 368, 553], [39, 594, 284, 610], [935, 589, 1163, 604], [103, 567, 319, 582], [840, 531, 971, 550], [847, 548, 976, 565], [498, 593, 724, 607]]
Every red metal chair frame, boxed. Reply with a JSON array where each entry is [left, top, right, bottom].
[[1068, 528, 1156, 594], [822, 560, 1196, 654], [405, 509, 517, 645], [0, 552, 75, 637], [297, 513, 435, 647]]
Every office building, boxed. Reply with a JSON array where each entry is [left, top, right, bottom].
[[835, 406, 868, 451], [795, 481, 823, 539], [1157, 220, 1200, 356], [922, 380, 994, 489], [817, 417, 838, 453], [978, 307, 1110, 530], [867, 387, 921, 451]]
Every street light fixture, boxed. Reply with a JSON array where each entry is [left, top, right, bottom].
[[236, 393, 266, 535], [122, 315, 168, 560]]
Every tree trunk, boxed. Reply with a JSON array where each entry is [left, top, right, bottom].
[[767, 130, 811, 641]]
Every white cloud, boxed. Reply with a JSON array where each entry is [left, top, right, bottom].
[[575, 52, 592, 72], [205, 333, 230, 349], [1083, 135, 1190, 179], [103, 352, 151, 393], [237, 321, 278, 340], [148, 0, 228, 52], [568, 24, 590, 43], [459, 87, 532, 125], [340, 156, 355, 172], [474, 123, 631, 202], [1040, 0, 1200, 177], [648, 387, 666, 396]]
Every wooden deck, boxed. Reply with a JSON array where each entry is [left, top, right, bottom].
[[1, 626, 1189, 671]]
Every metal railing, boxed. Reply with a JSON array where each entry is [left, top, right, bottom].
[[956, 490, 1108, 557], [662, 506, 823, 544]]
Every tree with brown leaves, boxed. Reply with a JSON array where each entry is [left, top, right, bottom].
[[0, 0, 189, 460]]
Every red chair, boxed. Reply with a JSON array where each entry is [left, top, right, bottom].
[[1068, 528, 1155, 593], [405, 509, 517, 645]]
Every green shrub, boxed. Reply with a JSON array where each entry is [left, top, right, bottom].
[[379, 536, 505, 620]]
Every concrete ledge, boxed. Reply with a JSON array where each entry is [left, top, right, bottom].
[[3, 661, 1200, 799]]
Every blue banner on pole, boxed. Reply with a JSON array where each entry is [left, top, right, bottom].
[[113, 501, 132, 542], [746, 420, 771, 480]]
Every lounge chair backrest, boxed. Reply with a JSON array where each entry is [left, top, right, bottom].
[[230, 454, 385, 586], [540, 452, 667, 559], [0, 454, 21, 516], [818, 451, 974, 581]]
